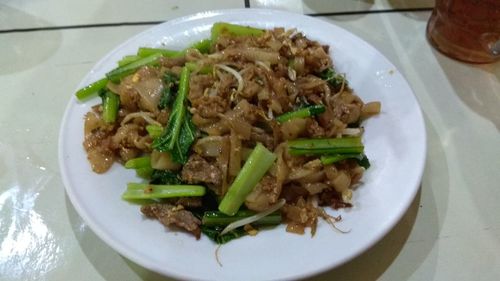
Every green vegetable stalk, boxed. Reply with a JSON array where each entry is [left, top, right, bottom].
[[117, 55, 141, 67], [122, 183, 205, 200], [99, 90, 120, 123], [146, 125, 163, 139], [106, 52, 163, 82], [189, 39, 212, 54], [75, 78, 108, 101], [124, 156, 153, 179], [211, 22, 264, 42], [137, 47, 183, 58], [287, 137, 364, 156], [320, 153, 371, 169], [275, 104, 325, 123], [218, 143, 276, 216], [124, 156, 151, 169]]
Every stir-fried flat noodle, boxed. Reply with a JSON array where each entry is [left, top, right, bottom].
[[82, 24, 380, 239]]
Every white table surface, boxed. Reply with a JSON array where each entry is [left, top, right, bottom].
[[1, 1, 499, 280]]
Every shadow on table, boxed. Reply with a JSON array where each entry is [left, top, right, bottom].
[[431, 49, 500, 248], [0, 5, 61, 74], [308, 114, 450, 281], [432, 50, 500, 131]]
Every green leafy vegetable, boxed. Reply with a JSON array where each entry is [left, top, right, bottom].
[[153, 67, 196, 164], [171, 113, 196, 164], [149, 169, 182, 185], [218, 143, 277, 216], [356, 154, 371, 169], [122, 183, 205, 200], [275, 104, 325, 123], [158, 72, 178, 109], [200, 225, 246, 244]]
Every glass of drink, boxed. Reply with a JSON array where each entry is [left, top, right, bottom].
[[426, 0, 500, 63]]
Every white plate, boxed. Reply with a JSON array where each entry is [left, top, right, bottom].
[[59, 9, 426, 281]]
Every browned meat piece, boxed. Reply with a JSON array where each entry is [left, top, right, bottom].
[[318, 189, 352, 209], [181, 154, 222, 186], [188, 74, 215, 101], [141, 204, 201, 239], [191, 95, 228, 118]]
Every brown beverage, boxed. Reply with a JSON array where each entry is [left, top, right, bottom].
[[427, 0, 500, 63]]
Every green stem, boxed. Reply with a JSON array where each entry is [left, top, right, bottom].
[[275, 104, 325, 123], [137, 47, 183, 58], [101, 91, 120, 123], [146, 125, 163, 139], [211, 22, 264, 42], [189, 39, 212, 54], [218, 143, 276, 216], [122, 183, 205, 200], [124, 156, 151, 169], [287, 137, 364, 156], [75, 78, 108, 101], [117, 55, 141, 67], [136, 167, 154, 179], [106, 52, 163, 82], [320, 154, 363, 165]]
